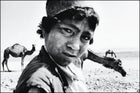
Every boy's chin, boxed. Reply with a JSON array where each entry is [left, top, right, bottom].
[[58, 58, 75, 67]]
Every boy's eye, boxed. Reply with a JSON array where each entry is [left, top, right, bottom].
[[63, 28, 72, 33], [61, 27, 74, 36], [82, 35, 90, 40], [81, 32, 92, 43], [82, 36, 90, 41]]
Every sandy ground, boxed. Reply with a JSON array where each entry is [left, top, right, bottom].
[[1, 71, 21, 92], [1, 66, 139, 92], [84, 68, 139, 92], [1, 51, 139, 92]]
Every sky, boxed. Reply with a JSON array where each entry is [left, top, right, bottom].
[[1, 1, 139, 53]]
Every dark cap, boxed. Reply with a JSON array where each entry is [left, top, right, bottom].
[[46, 0, 96, 17]]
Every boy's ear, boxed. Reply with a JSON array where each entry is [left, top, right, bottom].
[[42, 29, 46, 38], [89, 38, 93, 44]]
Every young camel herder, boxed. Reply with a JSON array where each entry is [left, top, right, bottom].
[[14, 0, 127, 92], [14, 0, 99, 92]]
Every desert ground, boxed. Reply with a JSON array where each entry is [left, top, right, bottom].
[[1, 51, 139, 92]]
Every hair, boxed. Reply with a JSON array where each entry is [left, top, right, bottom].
[[37, 6, 99, 42]]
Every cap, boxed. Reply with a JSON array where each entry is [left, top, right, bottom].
[[46, 0, 94, 17]]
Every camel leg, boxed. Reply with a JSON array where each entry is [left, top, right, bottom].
[[21, 57, 24, 71], [81, 61, 84, 69], [2, 49, 10, 71], [2, 58, 6, 71], [5, 59, 11, 72], [111, 53, 113, 57], [114, 53, 117, 58], [105, 53, 107, 57]]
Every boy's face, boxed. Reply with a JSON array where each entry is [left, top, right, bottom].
[[44, 18, 94, 66]]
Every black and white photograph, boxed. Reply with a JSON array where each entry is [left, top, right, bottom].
[[1, 0, 139, 92]]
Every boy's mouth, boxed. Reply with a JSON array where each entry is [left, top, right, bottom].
[[63, 52, 77, 57]]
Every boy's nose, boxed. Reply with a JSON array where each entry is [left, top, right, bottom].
[[66, 39, 80, 51]]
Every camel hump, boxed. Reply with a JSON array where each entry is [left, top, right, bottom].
[[104, 57, 115, 61], [14, 43, 20, 46], [10, 44, 27, 55]]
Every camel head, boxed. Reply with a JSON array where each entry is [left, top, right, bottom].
[[32, 44, 36, 51]]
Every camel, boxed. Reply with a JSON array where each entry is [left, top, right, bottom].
[[2, 43, 35, 72], [105, 49, 117, 58]]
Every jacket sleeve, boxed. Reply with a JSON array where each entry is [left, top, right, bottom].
[[14, 57, 53, 93], [26, 66, 54, 92], [28, 87, 46, 93]]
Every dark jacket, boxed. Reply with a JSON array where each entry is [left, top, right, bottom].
[[14, 46, 88, 93]]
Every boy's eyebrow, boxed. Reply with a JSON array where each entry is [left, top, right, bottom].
[[60, 22, 81, 32], [59, 22, 93, 33], [67, 24, 94, 34]]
